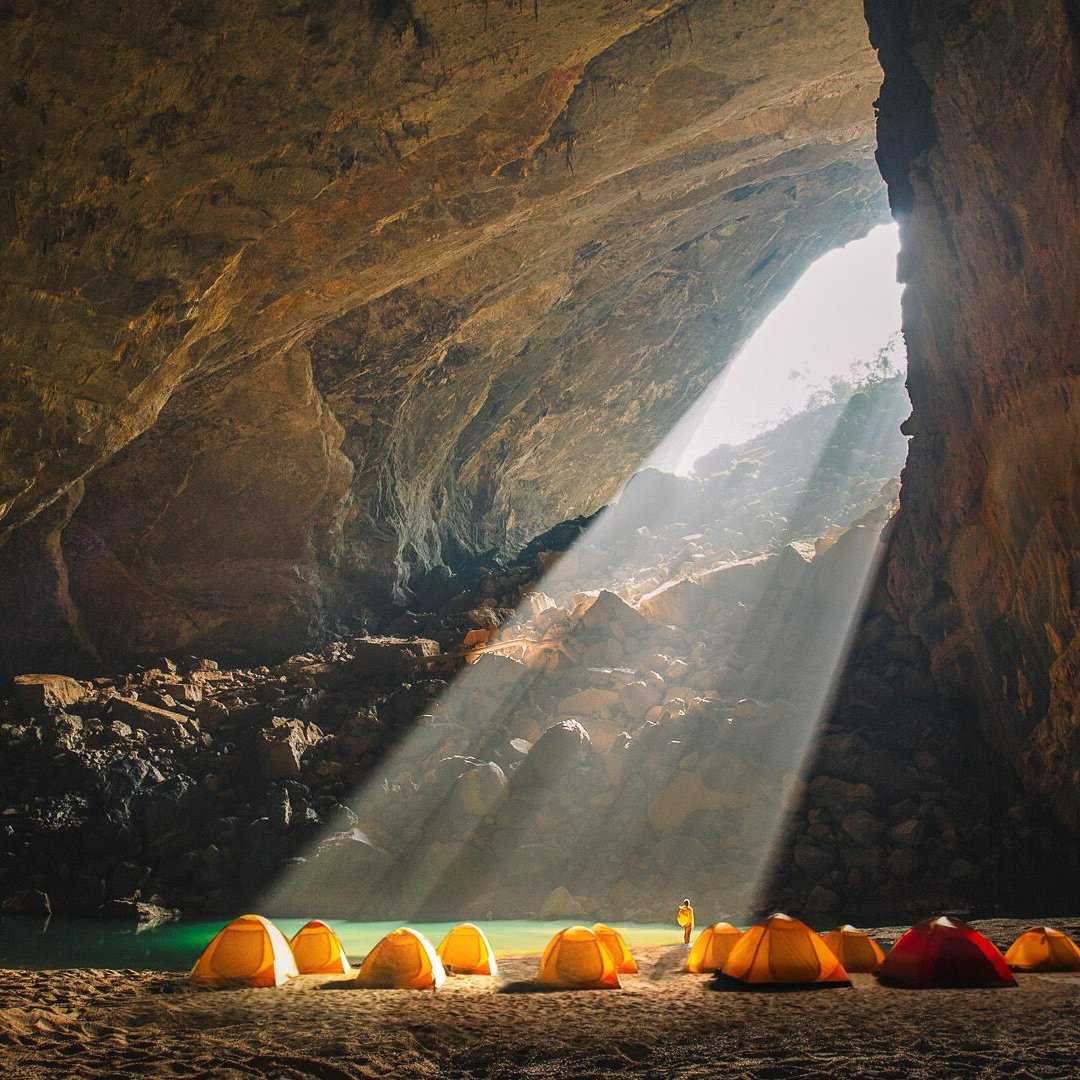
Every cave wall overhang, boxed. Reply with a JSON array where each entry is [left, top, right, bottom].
[[1, 0, 887, 671]]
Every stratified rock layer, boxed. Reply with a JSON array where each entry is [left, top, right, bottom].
[[1, 0, 885, 670], [865, 1, 1080, 828]]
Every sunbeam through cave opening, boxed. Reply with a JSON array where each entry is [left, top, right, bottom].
[[260, 222, 911, 926], [4, 3, 1080, 1072]]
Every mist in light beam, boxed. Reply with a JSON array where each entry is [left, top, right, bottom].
[[259, 226, 906, 924]]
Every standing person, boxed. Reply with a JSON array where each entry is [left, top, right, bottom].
[[677, 898, 694, 945]]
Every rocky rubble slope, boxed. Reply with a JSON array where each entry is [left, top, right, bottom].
[[3, 481, 1075, 925], [0, 0, 886, 674]]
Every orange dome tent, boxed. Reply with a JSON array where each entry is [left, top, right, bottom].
[[289, 919, 352, 975], [351, 927, 446, 989], [1004, 926, 1080, 972], [721, 913, 850, 986], [538, 926, 621, 989], [190, 914, 299, 987], [879, 916, 1016, 987], [687, 922, 742, 973], [592, 923, 638, 974], [436, 923, 498, 976], [821, 925, 886, 973]]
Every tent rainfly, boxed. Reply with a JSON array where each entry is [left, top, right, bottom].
[[436, 923, 499, 976], [289, 919, 352, 975], [721, 913, 850, 986], [592, 923, 639, 974], [879, 916, 1016, 988], [190, 914, 299, 987], [820, 925, 886, 973], [1004, 926, 1080, 972], [351, 927, 446, 990], [687, 922, 742, 974], [538, 926, 621, 989]]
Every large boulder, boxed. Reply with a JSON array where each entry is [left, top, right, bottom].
[[137, 775, 206, 856], [351, 637, 440, 678], [578, 590, 650, 639], [12, 674, 86, 714], [838, 809, 885, 846], [98, 898, 179, 926], [647, 771, 731, 832], [539, 885, 587, 919], [256, 718, 323, 780], [619, 679, 663, 717], [697, 554, 778, 603], [806, 776, 875, 810], [108, 696, 199, 744], [520, 720, 593, 786], [451, 760, 508, 818], [460, 654, 535, 724], [557, 688, 622, 716], [793, 839, 835, 880], [638, 578, 707, 626], [263, 829, 392, 919]]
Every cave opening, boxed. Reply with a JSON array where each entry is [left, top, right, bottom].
[[660, 222, 906, 475]]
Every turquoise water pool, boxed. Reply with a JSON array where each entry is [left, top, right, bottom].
[[0, 916, 684, 971]]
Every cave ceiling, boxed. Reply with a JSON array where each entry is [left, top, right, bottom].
[[1, 0, 886, 666]]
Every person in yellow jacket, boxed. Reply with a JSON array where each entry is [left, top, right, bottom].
[[677, 898, 695, 945]]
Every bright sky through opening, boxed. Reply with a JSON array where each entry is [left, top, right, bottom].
[[669, 223, 904, 473]]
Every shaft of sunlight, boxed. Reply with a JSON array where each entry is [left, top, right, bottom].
[[655, 223, 903, 475], [259, 223, 907, 925]]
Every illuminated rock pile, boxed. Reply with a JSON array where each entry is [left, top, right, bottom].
[[3, 472, 1074, 923]]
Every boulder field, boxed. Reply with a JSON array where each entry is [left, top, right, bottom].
[[2, 477, 1075, 923]]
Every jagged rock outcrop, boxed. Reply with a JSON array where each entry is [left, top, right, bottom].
[[1, 0, 886, 671], [864, 1, 1080, 828]]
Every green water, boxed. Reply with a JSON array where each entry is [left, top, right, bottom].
[[0, 916, 683, 971]]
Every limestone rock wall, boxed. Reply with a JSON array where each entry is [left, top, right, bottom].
[[1, 0, 886, 670], [64, 345, 354, 667], [865, 0, 1080, 826]]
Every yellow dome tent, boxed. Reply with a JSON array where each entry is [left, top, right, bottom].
[[538, 926, 621, 989], [189, 914, 299, 987], [289, 919, 352, 975], [821, 925, 886, 973], [687, 922, 742, 973], [436, 922, 498, 976], [721, 913, 850, 986], [351, 927, 446, 989], [592, 923, 638, 974], [1004, 926, 1080, 972]]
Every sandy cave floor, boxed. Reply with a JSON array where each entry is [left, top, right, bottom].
[[2, 920, 1080, 1079]]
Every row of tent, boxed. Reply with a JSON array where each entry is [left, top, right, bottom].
[[191, 916, 640, 990], [189, 912, 1080, 991], [190, 916, 498, 988], [687, 914, 1080, 989]]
